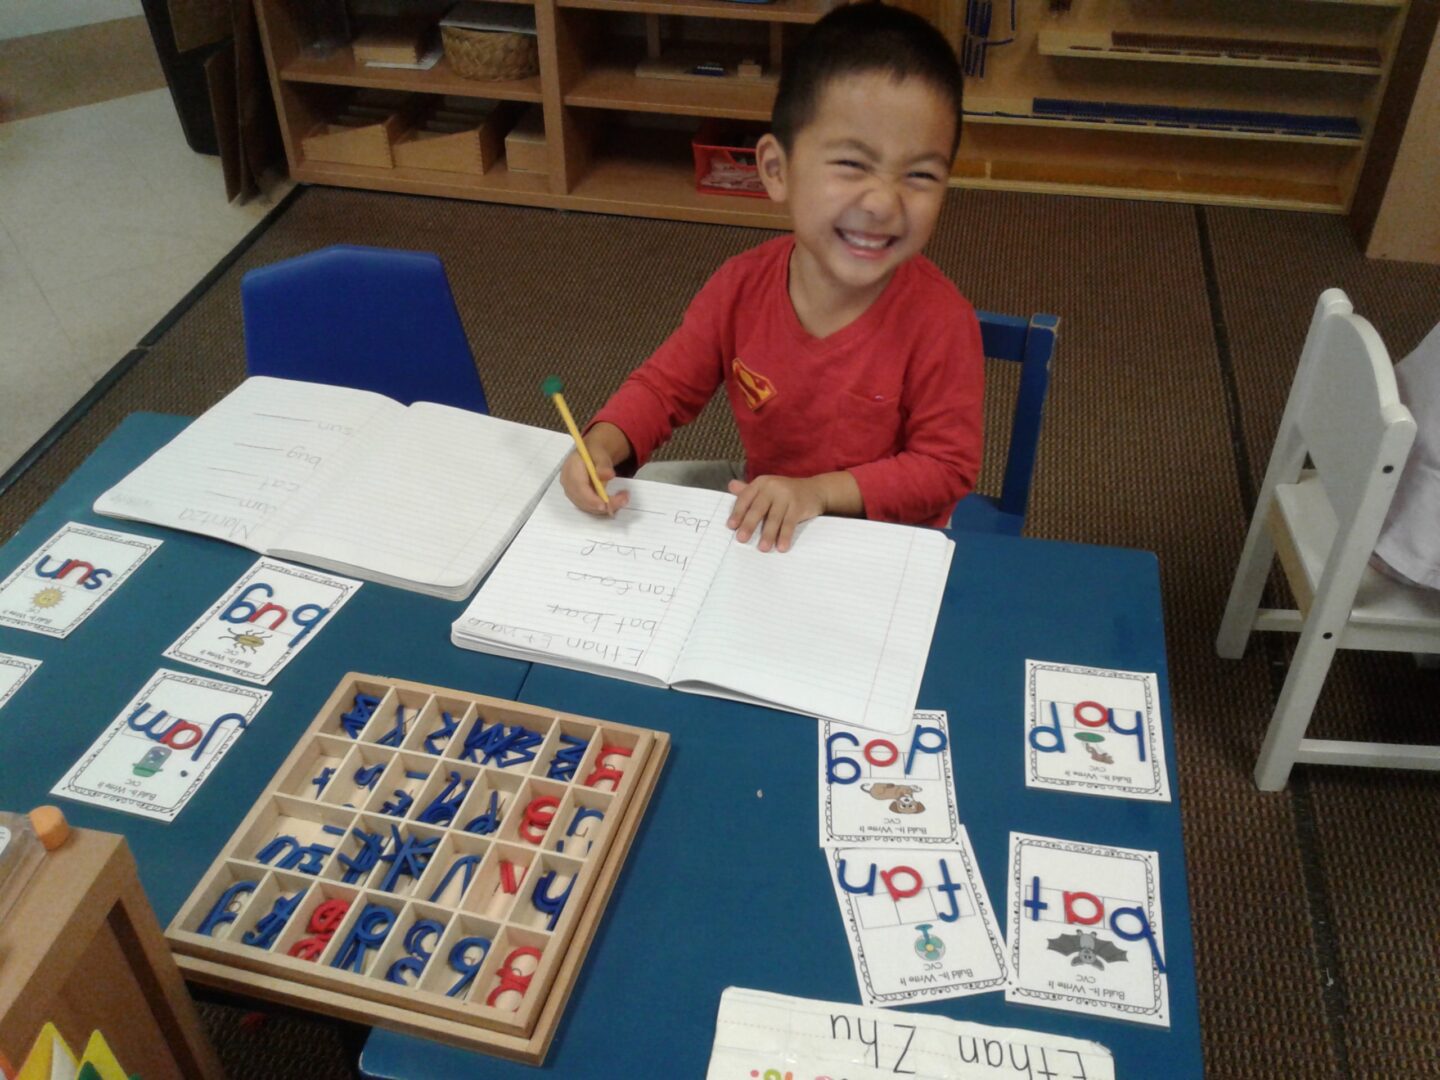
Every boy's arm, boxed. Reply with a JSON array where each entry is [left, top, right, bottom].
[[847, 304, 985, 525], [586, 270, 733, 470]]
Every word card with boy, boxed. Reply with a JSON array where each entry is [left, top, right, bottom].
[[819, 710, 959, 847], [0, 522, 161, 637], [52, 669, 270, 821], [1024, 660, 1172, 802], [828, 832, 1007, 1006], [164, 557, 361, 684], [0, 652, 40, 713], [1005, 832, 1170, 1028]]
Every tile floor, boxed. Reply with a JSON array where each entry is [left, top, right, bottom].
[[0, 6, 294, 478]]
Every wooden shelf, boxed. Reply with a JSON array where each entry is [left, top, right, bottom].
[[282, 50, 543, 102], [566, 62, 775, 119], [293, 155, 554, 202], [964, 97, 1364, 146], [1037, 29, 1383, 76], [557, 0, 828, 23]]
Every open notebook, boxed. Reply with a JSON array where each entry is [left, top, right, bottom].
[[451, 478, 954, 732], [93, 377, 571, 599]]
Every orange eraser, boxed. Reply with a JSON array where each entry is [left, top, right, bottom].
[[29, 805, 69, 850]]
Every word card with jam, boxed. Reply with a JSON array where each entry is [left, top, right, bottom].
[[828, 829, 1007, 1007], [0, 522, 161, 638], [1005, 833, 1169, 1028], [164, 558, 362, 684], [1024, 660, 1171, 802], [820, 710, 958, 847], [0, 653, 40, 714], [706, 987, 1116, 1080], [51, 669, 270, 822], [166, 673, 667, 1065]]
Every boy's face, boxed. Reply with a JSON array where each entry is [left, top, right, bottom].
[[758, 72, 956, 304]]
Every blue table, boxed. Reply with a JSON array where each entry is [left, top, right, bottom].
[[0, 414, 1202, 1077], [0, 414, 530, 923], [362, 532, 1202, 1075]]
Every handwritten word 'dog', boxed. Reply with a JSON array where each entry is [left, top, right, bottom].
[[220, 582, 330, 647], [34, 556, 112, 590]]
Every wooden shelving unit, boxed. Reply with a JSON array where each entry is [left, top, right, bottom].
[[255, 0, 1412, 218], [254, 0, 823, 226], [959, 0, 1412, 212]]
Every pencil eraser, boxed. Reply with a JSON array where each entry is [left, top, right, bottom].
[[29, 805, 69, 850], [541, 376, 564, 397]]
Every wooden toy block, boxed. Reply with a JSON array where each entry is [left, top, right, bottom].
[[166, 673, 668, 1065]]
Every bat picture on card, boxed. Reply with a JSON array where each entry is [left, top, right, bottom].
[[819, 710, 959, 847], [1005, 832, 1170, 1028], [1024, 660, 1171, 802], [829, 830, 1007, 1006]]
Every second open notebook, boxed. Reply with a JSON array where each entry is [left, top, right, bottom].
[[451, 478, 954, 733]]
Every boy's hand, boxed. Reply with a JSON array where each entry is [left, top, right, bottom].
[[560, 424, 632, 515], [726, 474, 856, 553]]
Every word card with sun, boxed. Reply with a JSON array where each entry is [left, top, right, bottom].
[[166, 673, 667, 1065], [1005, 833, 1170, 1028], [827, 829, 1007, 1007], [164, 558, 361, 684], [0, 522, 161, 637], [819, 711, 959, 847], [1024, 660, 1171, 802], [51, 669, 270, 821], [0, 652, 41, 714]]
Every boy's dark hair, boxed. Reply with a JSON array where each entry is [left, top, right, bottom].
[[771, 1, 964, 153]]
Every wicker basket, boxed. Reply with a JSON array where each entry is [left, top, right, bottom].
[[441, 24, 539, 80]]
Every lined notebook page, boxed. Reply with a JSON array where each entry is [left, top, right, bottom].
[[275, 404, 571, 595], [94, 377, 399, 552], [453, 478, 735, 680], [673, 517, 954, 732]]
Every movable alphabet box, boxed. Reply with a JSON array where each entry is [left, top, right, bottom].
[[166, 673, 668, 1064]]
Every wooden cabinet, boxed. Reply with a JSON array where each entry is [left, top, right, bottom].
[[0, 829, 223, 1080], [957, 0, 1411, 212], [255, 0, 1408, 218], [255, 0, 828, 226]]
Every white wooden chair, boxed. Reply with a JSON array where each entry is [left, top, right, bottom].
[[1216, 289, 1440, 791]]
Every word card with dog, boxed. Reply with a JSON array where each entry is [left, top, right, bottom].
[[820, 710, 959, 847]]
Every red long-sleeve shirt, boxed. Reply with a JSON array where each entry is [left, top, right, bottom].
[[591, 236, 984, 527]]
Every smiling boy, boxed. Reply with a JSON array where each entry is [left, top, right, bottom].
[[560, 1, 983, 552]]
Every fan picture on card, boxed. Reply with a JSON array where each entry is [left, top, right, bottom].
[[1023, 660, 1171, 802]]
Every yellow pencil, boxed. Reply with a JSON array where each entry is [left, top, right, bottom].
[[543, 375, 609, 504]]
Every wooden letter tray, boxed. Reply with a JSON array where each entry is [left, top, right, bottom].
[[166, 673, 668, 1064]]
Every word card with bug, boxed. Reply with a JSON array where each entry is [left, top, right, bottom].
[[164, 558, 361, 684]]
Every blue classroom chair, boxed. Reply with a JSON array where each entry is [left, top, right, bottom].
[[949, 310, 1060, 536], [241, 245, 489, 413]]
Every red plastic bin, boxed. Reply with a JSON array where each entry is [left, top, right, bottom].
[[691, 121, 768, 198]]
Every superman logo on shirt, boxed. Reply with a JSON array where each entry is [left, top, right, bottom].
[[733, 358, 777, 411]]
